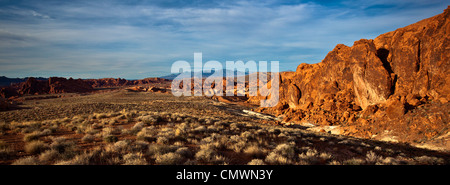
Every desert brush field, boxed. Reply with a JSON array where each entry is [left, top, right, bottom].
[[0, 90, 449, 165]]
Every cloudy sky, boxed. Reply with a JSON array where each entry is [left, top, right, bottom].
[[0, 0, 447, 79]]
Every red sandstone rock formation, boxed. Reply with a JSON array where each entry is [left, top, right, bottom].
[[252, 7, 450, 145]]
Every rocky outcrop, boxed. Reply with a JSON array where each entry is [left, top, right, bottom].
[[254, 7, 450, 146]]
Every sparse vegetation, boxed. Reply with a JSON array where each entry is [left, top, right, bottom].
[[0, 90, 448, 165]]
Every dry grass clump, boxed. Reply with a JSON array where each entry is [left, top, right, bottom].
[[54, 152, 93, 165], [243, 144, 267, 158], [297, 147, 333, 165], [0, 121, 10, 135], [136, 127, 157, 142], [175, 147, 193, 158], [23, 129, 52, 142], [81, 134, 95, 142], [39, 149, 61, 163], [342, 158, 366, 165], [103, 135, 118, 143], [0, 140, 14, 160], [194, 143, 229, 165], [264, 143, 296, 165], [155, 152, 184, 165], [123, 152, 147, 165], [12, 156, 41, 165], [126, 122, 145, 135], [137, 115, 157, 125], [24, 140, 49, 155], [147, 143, 178, 156], [50, 137, 77, 154], [227, 135, 248, 153], [414, 156, 445, 165], [247, 159, 266, 165]]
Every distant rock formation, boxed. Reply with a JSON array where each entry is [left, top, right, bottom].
[[84, 77, 170, 88], [0, 77, 94, 98], [0, 77, 172, 98]]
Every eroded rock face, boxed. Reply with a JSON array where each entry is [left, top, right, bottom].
[[255, 7, 450, 145], [374, 7, 450, 100]]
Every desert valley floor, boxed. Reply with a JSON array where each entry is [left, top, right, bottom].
[[0, 89, 449, 165]]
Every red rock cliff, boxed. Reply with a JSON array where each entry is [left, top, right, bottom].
[[253, 7, 450, 145]]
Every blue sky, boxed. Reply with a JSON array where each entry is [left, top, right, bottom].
[[0, 0, 447, 79]]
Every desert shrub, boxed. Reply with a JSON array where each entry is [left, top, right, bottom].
[[211, 155, 229, 165], [206, 125, 218, 133], [138, 115, 157, 125], [55, 152, 92, 165], [226, 135, 248, 153], [103, 135, 118, 143], [268, 128, 281, 136], [156, 136, 169, 144], [192, 126, 206, 133], [123, 152, 147, 165], [328, 160, 342, 165], [0, 141, 14, 160], [83, 126, 99, 135], [200, 134, 227, 150], [104, 141, 127, 154], [414, 156, 445, 165], [273, 143, 296, 159], [155, 152, 184, 165], [247, 159, 266, 165], [39, 149, 61, 164], [12, 156, 41, 165], [365, 151, 381, 164], [147, 144, 177, 156], [81, 134, 95, 143], [24, 140, 49, 155], [130, 141, 149, 152], [243, 145, 267, 158], [214, 121, 229, 129], [0, 122, 10, 133], [102, 127, 121, 136], [230, 123, 244, 130], [94, 113, 108, 119], [298, 148, 332, 165], [175, 147, 193, 158], [195, 144, 217, 163], [264, 143, 297, 165], [136, 127, 156, 142], [342, 158, 366, 165], [175, 122, 189, 133], [129, 122, 145, 134], [50, 137, 77, 154], [0, 140, 8, 149], [240, 131, 253, 140], [23, 130, 51, 142], [378, 157, 400, 165], [229, 140, 247, 153], [265, 152, 291, 165], [204, 118, 215, 125]]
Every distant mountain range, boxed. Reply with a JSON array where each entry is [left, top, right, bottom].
[[159, 69, 250, 80], [0, 69, 250, 87]]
